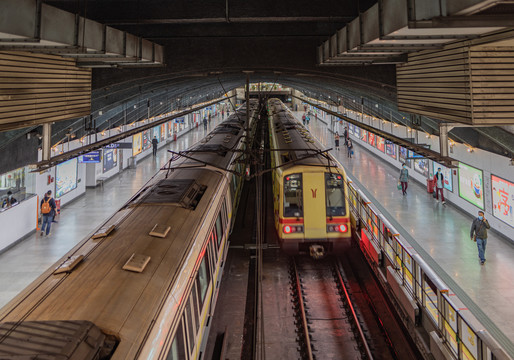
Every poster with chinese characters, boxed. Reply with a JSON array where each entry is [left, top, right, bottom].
[[491, 175, 514, 227]]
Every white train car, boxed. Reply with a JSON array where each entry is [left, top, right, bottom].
[[0, 100, 259, 360]]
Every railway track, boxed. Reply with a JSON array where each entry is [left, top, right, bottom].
[[290, 256, 373, 360]]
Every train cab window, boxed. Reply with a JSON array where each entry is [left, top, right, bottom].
[[167, 321, 186, 360], [283, 174, 303, 217], [325, 173, 346, 216], [196, 256, 211, 308], [191, 283, 200, 332]]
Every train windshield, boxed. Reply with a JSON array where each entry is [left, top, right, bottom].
[[325, 173, 346, 216], [283, 173, 303, 217]]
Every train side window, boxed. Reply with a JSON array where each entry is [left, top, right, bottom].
[[325, 173, 346, 216], [191, 282, 201, 333], [283, 173, 303, 217], [185, 301, 195, 355], [215, 214, 223, 246], [166, 321, 186, 360], [196, 255, 211, 308], [209, 232, 218, 264]]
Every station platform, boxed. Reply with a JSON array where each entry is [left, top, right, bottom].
[[0, 109, 512, 356], [300, 112, 514, 354], [0, 117, 222, 309]]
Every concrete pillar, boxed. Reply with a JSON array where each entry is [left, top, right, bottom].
[[42, 123, 51, 161], [439, 123, 452, 157]]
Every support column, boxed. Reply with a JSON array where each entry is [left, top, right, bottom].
[[439, 123, 453, 157], [42, 123, 51, 161]]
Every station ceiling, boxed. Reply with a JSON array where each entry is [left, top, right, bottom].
[[0, 0, 513, 173]]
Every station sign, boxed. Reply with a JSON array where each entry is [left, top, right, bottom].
[[79, 151, 101, 163], [104, 142, 132, 149]]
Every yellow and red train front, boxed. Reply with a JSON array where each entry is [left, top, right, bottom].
[[277, 169, 351, 254]]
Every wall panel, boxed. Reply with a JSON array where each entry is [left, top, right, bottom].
[[397, 44, 514, 125], [0, 51, 91, 131]]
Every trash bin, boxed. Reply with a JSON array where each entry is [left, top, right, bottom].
[[427, 178, 435, 193], [128, 156, 137, 169]]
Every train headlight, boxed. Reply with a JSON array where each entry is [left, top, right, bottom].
[[283, 225, 303, 234]]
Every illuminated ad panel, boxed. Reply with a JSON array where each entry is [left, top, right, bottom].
[[491, 175, 514, 227], [132, 132, 143, 156], [458, 162, 484, 209], [56, 158, 78, 198], [385, 140, 396, 159], [103, 149, 118, 173], [376, 136, 385, 152], [368, 132, 376, 147]]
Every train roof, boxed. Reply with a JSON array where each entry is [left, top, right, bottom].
[[268, 99, 331, 171]]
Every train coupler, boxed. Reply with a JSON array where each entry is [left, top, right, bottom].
[[309, 244, 325, 259]]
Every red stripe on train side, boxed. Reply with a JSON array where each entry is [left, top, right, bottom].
[[279, 218, 304, 224], [326, 217, 349, 224]]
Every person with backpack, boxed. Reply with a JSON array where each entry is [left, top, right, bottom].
[[347, 138, 354, 158], [470, 210, 491, 265], [40, 190, 56, 236]]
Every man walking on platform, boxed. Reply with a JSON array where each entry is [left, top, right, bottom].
[[470, 211, 490, 265], [399, 164, 409, 195], [434, 168, 446, 205], [152, 136, 158, 156], [40, 190, 56, 236]]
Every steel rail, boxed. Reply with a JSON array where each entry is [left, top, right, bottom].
[[291, 258, 314, 360], [333, 260, 374, 360]]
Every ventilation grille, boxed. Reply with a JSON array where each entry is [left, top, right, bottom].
[[141, 179, 206, 209]]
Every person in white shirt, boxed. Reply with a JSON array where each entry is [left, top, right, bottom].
[[433, 168, 446, 205]]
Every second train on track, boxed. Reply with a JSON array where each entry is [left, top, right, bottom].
[[268, 98, 351, 257]]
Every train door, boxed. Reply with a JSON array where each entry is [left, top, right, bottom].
[[302, 172, 326, 239]]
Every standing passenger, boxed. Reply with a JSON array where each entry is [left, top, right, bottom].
[[434, 168, 446, 205], [302, 113, 306, 125], [470, 211, 490, 265], [40, 190, 56, 236], [399, 164, 409, 195], [152, 136, 158, 156], [334, 132, 340, 150], [343, 127, 349, 145], [347, 139, 353, 158]]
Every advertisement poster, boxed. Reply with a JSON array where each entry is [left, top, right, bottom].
[[368, 132, 376, 147], [413, 158, 430, 177], [360, 129, 367, 143], [399, 147, 410, 167], [168, 121, 174, 137], [103, 149, 118, 173], [353, 126, 360, 138], [458, 162, 484, 209], [142, 130, 152, 150], [56, 158, 78, 198], [347, 124, 354, 135], [152, 126, 161, 142], [433, 162, 453, 192], [376, 136, 385, 152], [160, 123, 167, 141], [491, 175, 514, 227], [385, 141, 396, 159], [133, 133, 142, 156]]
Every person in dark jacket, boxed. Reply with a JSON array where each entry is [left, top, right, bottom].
[[40, 190, 56, 236], [470, 211, 491, 265], [399, 164, 409, 195], [1, 191, 17, 209], [343, 126, 349, 145], [152, 136, 158, 156]]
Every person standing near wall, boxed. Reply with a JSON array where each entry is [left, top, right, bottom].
[[40, 190, 56, 236], [434, 168, 446, 205], [399, 164, 409, 195], [343, 126, 349, 146], [470, 210, 491, 265]]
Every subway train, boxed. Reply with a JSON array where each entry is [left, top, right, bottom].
[[0, 101, 259, 359], [268, 98, 351, 257], [269, 99, 506, 359]]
